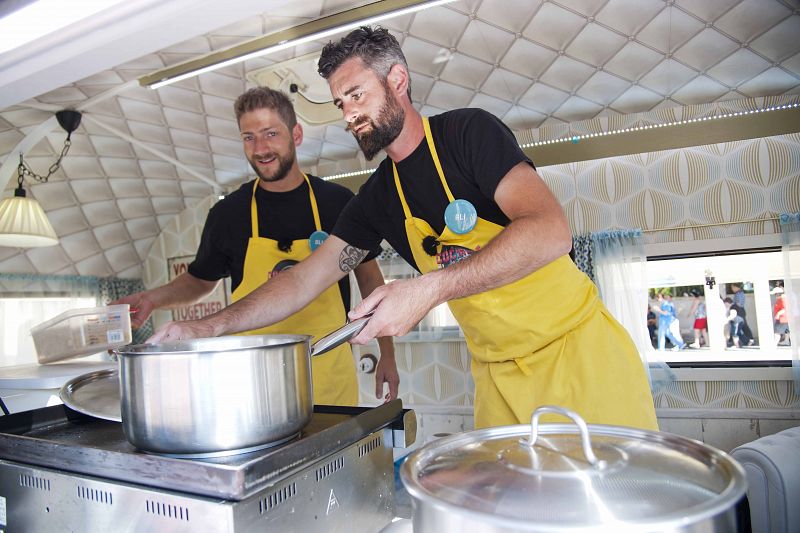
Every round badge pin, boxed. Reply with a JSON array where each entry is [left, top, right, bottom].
[[444, 199, 477, 235], [309, 230, 329, 251]]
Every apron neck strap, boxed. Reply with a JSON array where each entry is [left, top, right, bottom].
[[250, 179, 260, 238], [422, 116, 455, 203], [249, 174, 323, 238], [392, 116, 456, 219], [304, 174, 323, 232]]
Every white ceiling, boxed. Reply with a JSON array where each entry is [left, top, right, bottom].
[[0, 0, 799, 278]]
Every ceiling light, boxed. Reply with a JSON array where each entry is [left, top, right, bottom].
[[0, 109, 81, 248], [519, 102, 800, 149], [0, 0, 127, 55], [139, 0, 456, 90]]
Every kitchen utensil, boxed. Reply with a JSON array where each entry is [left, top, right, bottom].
[[59, 368, 121, 422], [401, 405, 747, 532], [60, 315, 370, 456]]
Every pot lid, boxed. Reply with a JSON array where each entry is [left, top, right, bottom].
[[401, 406, 746, 531]]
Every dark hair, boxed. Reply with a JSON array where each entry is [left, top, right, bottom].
[[723, 297, 733, 304], [234, 87, 297, 129], [317, 26, 411, 99], [691, 290, 700, 297]]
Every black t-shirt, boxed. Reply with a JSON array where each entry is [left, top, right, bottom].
[[332, 108, 533, 271], [189, 175, 379, 312]]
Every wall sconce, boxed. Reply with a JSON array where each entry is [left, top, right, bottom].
[[0, 109, 81, 248]]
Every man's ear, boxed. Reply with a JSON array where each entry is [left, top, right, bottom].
[[386, 64, 409, 98], [292, 122, 304, 147]]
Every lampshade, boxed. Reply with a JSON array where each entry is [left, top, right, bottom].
[[0, 190, 58, 247]]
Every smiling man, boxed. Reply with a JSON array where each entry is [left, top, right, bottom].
[[119, 87, 398, 405], [150, 30, 657, 431]]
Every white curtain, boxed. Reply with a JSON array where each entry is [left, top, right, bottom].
[[779, 213, 800, 393], [591, 230, 673, 390]]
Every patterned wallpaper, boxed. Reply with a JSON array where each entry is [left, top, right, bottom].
[[142, 111, 800, 421], [541, 132, 800, 241]]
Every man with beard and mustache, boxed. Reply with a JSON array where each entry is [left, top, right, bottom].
[[149, 28, 656, 432], [116, 87, 398, 406]]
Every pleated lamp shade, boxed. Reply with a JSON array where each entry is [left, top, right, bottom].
[[0, 191, 58, 247]]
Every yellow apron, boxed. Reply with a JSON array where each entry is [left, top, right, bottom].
[[231, 176, 358, 406], [392, 118, 658, 429]]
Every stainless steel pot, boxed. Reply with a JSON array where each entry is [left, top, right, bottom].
[[113, 316, 370, 457], [401, 406, 747, 532]]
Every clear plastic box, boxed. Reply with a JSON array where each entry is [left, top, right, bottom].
[[31, 304, 132, 364]]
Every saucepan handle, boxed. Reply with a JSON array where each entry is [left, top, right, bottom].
[[311, 313, 373, 357]]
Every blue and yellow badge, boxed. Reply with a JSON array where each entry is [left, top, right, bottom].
[[444, 199, 477, 235], [309, 230, 329, 251]]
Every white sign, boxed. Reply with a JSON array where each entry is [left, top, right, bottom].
[[167, 255, 228, 321]]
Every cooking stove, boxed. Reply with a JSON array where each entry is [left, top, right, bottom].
[[0, 400, 416, 532]]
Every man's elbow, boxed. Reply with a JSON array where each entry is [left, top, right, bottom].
[[551, 222, 573, 259]]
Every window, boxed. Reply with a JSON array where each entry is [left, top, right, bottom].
[[646, 250, 789, 363], [0, 296, 97, 367]]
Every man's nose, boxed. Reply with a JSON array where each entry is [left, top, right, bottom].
[[342, 103, 359, 125], [253, 136, 272, 152]]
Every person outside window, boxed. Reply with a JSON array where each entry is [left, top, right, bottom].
[[724, 297, 750, 348], [730, 283, 755, 346], [689, 291, 709, 349], [654, 293, 685, 351], [772, 286, 790, 346]]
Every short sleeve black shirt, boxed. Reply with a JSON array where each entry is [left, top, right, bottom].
[[188, 175, 379, 311], [332, 108, 533, 271]]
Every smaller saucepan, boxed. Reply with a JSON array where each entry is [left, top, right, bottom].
[[111, 315, 371, 457]]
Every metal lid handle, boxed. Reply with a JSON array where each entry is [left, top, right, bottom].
[[522, 405, 604, 468]]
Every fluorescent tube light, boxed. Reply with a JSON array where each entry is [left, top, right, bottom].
[[140, 0, 456, 90]]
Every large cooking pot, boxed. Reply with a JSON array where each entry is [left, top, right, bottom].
[[401, 406, 747, 532], [113, 316, 370, 457]]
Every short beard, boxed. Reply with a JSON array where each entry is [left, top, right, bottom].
[[249, 150, 295, 183], [352, 91, 405, 161]]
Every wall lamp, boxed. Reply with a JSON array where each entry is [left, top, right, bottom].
[[0, 109, 82, 248], [138, 0, 456, 90]]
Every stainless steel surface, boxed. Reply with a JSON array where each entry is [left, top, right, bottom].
[[0, 401, 414, 500], [118, 334, 313, 455], [401, 406, 747, 532], [0, 429, 396, 532], [59, 368, 122, 422], [112, 317, 371, 455], [311, 313, 371, 357]]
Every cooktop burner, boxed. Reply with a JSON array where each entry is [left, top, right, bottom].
[[0, 400, 415, 500], [0, 401, 417, 533]]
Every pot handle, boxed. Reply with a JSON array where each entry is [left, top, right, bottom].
[[521, 405, 605, 468], [310, 313, 373, 357]]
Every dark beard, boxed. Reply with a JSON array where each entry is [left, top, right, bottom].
[[249, 149, 295, 183], [352, 95, 404, 161]]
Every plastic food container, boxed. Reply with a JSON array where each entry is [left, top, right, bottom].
[[31, 305, 132, 364]]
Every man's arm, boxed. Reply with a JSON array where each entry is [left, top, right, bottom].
[[111, 272, 219, 329], [353, 259, 399, 401], [148, 236, 366, 342], [349, 161, 571, 343]]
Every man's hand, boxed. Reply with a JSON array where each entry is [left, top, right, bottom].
[[111, 292, 155, 330], [147, 320, 217, 343], [348, 275, 439, 344], [374, 355, 399, 402]]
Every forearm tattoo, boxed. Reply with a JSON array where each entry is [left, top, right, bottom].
[[339, 245, 369, 273]]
